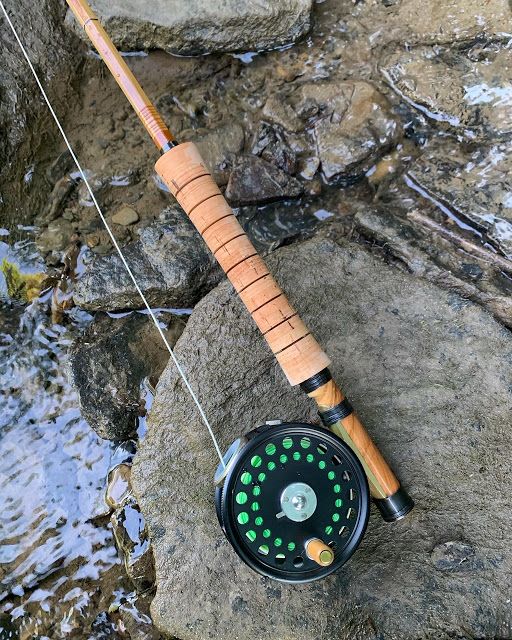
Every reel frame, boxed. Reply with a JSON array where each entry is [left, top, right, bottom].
[[215, 422, 370, 583]]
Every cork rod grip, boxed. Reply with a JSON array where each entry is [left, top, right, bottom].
[[155, 143, 330, 386]]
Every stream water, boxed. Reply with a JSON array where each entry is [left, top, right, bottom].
[[0, 232, 158, 639]]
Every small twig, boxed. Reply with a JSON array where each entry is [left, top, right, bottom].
[[407, 210, 512, 275]]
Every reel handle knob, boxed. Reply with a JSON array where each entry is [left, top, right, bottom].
[[306, 539, 334, 567]]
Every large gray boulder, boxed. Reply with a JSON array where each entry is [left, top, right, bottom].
[[132, 237, 512, 640], [67, 0, 313, 56]]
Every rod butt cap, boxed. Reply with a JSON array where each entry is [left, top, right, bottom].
[[374, 486, 414, 522]]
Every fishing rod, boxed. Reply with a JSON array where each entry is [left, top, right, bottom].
[[2, 0, 413, 583]]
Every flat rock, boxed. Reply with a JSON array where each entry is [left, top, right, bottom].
[[69, 312, 184, 440], [225, 156, 303, 206], [132, 237, 512, 640], [381, 40, 512, 139], [67, 0, 313, 56], [406, 139, 512, 259], [73, 210, 222, 312], [356, 0, 511, 46]]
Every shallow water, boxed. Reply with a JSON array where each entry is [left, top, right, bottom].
[[0, 234, 156, 639]]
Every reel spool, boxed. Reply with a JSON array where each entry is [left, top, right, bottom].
[[215, 422, 370, 583]]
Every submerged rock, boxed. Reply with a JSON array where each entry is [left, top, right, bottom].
[[356, 0, 511, 46], [111, 498, 156, 593], [35, 218, 75, 254], [73, 210, 222, 312], [306, 81, 401, 183], [406, 140, 512, 259], [264, 81, 401, 184], [67, 0, 313, 56], [132, 237, 512, 639], [112, 205, 140, 226], [225, 156, 303, 206], [382, 40, 512, 139], [252, 122, 297, 175], [186, 124, 245, 186], [69, 311, 184, 440]]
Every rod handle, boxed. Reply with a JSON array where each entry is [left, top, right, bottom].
[[155, 143, 331, 386]]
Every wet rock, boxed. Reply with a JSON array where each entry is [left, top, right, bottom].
[[40, 175, 75, 223], [302, 81, 401, 183], [73, 210, 222, 311], [0, 0, 79, 219], [115, 593, 163, 640], [252, 122, 297, 175], [186, 123, 245, 186], [106, 463, 133, 508], [67, 0, 313, 56], [356, 0, 511, 46], [35, 218, 75, 254], [406, 139, 512, 259], [382, 40, 512, 139], [112, 205, 140, 226], [262, 95, 303, 133], [265, 81, 401, 184], [352, 205, 512, 328], [225, 156, 303, 206], [132, 237, 512, 639], [431, 541, 481, 573], [111, 499, 156, 593], [69, 312, 184, 440]]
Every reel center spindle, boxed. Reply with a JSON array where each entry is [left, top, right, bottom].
[[280, 482, 317, 522]]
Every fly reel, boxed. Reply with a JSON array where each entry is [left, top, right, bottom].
[[215, 422, 370, 582]]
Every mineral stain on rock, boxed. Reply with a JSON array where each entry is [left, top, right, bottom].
[[430, 541, 482, 573]]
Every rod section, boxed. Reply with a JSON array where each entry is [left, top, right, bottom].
[[66, 0, 175, 151]]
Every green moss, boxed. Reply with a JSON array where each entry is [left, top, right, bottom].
[[1, 258, 45, 301]]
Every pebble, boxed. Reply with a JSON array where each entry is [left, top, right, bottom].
[[112, 205, 139, 226]]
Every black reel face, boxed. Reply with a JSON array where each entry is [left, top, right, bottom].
[[215, 422, 370, 583]]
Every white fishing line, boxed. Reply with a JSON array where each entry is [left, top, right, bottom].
[[0, 0, 225, 467]]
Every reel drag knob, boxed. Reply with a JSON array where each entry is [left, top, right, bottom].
[[215, 422, 370, 583]]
